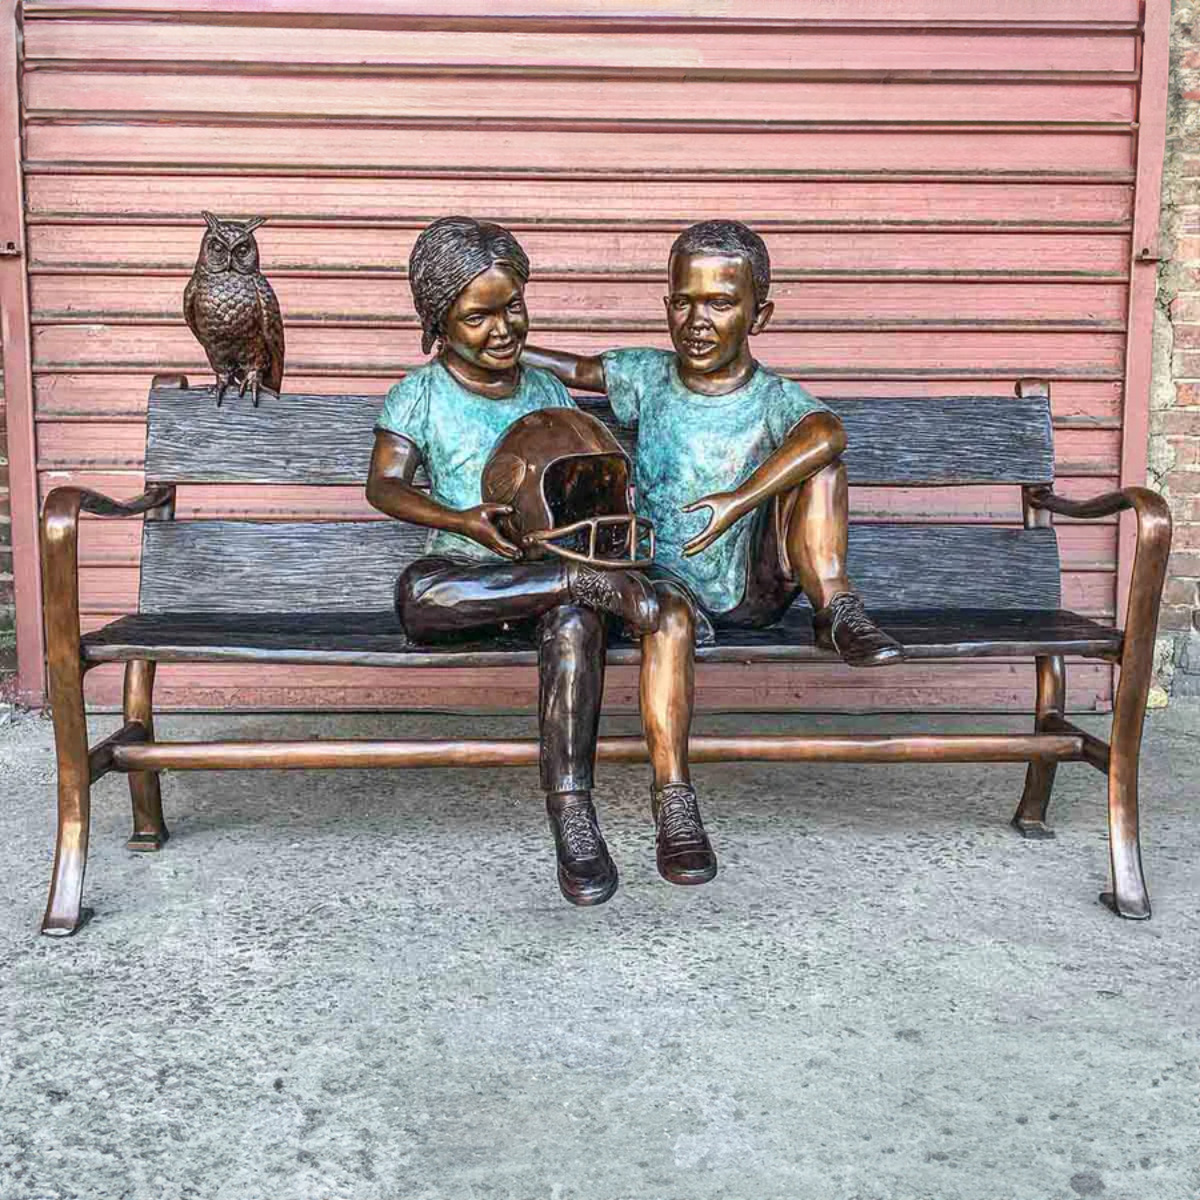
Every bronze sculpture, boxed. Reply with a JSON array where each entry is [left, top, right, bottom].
[[184, 211, 285, 407], [525, 219, 902, 665], [365, 217, 713, 906]]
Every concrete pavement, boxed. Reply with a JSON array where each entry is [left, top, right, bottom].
[[1, 705, 1198, 1200]]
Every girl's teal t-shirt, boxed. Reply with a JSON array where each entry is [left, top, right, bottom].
[[376, 359, 575, 560], [602, 347, 828, 615]]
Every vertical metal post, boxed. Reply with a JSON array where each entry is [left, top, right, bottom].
[[0, 0, 44, 704], [1016, 433, 1066, 836]]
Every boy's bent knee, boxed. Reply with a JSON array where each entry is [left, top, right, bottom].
[[797, 408, 847, 457]]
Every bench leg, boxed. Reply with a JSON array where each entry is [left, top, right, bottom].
[[1012, 654, 1064, 839], [1101, 660, 1152, 920], [41, 649, 93, 936], [124, 660, 168, 851]]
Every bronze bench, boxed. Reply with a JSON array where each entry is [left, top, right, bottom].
[[38, 377, 1170, 934]]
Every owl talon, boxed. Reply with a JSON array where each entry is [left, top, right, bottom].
[[214, 375, 231, 407]]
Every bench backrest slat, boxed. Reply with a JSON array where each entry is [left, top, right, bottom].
[[139, 521, 1062, 615], [143, 387, 1055, 489]]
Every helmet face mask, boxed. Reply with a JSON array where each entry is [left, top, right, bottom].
[[482, 410, 656, 569]]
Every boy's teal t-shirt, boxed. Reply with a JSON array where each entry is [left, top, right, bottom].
[[602, 347, 828, 615], [376, 359, 576, 560]]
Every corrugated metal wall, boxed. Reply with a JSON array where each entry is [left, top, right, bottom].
[[14, 0, 1151, 710]]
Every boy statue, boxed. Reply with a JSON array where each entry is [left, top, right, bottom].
[[525, 219, 904, 666], [365, 217, 717, 908]]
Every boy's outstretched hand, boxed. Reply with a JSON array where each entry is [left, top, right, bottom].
[[681, 491, 746, 557], [457, 502, 522, 560]]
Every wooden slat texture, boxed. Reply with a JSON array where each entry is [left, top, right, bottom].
[[48, 515, 1125, 572], [76, 659, 1117, 716], [68, 569, 1115, 626], [18, 0, 1143, 709], [39, 470, 1121, 524], [136, 521, 1063, 614], [83, 608, 1121, 667], [34, 420, 1114, 477], [141, 389, 1054, 487]]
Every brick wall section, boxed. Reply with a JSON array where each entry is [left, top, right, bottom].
[[1156, 0, 1200, 695]]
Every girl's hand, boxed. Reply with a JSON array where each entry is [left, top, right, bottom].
[[457, 503, 522, 560]]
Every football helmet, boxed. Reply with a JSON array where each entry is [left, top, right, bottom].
[[481, 407, 655, 568]]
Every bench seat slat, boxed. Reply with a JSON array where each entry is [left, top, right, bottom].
[[143, 388, 1054, 488], [83, 608, 1121, 668], [139, 521, 1063, 615]]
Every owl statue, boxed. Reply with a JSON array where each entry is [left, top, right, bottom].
[[184, 211, 285, 407]]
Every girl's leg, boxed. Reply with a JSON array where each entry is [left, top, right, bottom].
[[538, 604, 618, 906], [396, 557, 657, 641]]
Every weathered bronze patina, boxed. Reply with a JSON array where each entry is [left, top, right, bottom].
[[365, 216, 713, 905], [37, 374, 1170, 933], [524, 219, 902, 668]]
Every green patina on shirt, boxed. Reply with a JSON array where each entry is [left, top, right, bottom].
[[602, 347, 828, 615], [376, 359, 575, 560]]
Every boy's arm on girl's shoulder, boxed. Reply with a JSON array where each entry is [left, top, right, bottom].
[[522, 345, 607, 393]]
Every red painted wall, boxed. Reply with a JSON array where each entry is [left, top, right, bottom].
[[2, 0, 1168, 710]]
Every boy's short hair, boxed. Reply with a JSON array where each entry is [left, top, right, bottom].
[[669, 220, 771, 308], [409, 216, 531, 354]]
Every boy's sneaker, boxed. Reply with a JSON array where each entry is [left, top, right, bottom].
[[652, 782, 717, 886], [813, 592, 904, 668]]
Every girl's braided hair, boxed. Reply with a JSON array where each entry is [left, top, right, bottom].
[[408, 217, 531, 355]]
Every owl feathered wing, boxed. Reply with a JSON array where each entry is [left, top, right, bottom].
[[254, 274, 285, 394], [183, 271, 200, 342]]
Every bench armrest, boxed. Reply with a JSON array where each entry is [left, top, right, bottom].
[[1026, 485, 1171, 659], [44, 483, 176, 525], [1025, 484, 1170, 528], [41, 484, 177, 672]]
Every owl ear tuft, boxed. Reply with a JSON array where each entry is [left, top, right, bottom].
[[241, 216, 268, 234], [201, 210, 222, 234]]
